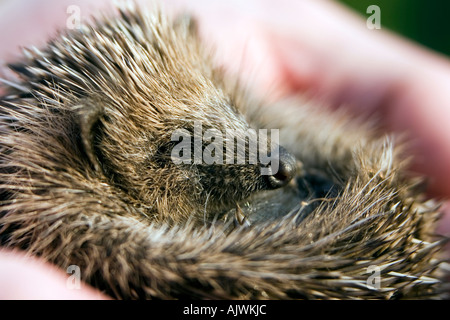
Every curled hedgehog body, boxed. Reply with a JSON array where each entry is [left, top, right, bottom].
[[0, 5, 448, 299]]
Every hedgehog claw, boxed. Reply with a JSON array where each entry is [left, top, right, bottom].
[[234, 203, 251, 228]]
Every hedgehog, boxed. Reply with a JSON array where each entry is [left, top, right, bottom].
[[0, 4, 448, 299]]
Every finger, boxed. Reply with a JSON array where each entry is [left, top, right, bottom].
[[0, 249, 109, 300], [0, 0, 106, 60]]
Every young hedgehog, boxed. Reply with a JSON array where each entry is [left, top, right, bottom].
[[0, 5, 448, 299]]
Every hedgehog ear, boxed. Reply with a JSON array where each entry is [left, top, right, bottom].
[[73, 103, 104, 172], [173, 13, 199, 37]]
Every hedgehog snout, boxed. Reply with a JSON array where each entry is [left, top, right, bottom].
[[265, 146, 297, 189]]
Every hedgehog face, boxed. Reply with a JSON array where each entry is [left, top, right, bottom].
[[85, 91, 297, 224], [153, 106, 298, 220]]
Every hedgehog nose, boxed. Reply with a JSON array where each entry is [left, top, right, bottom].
[[266, 146, 297, 189]]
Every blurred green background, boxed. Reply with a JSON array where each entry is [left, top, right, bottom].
[[338, 0, 450, 56]]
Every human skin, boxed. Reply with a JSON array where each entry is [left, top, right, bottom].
[[0, 249, 108, 299], [0, 0, 449, 299]]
